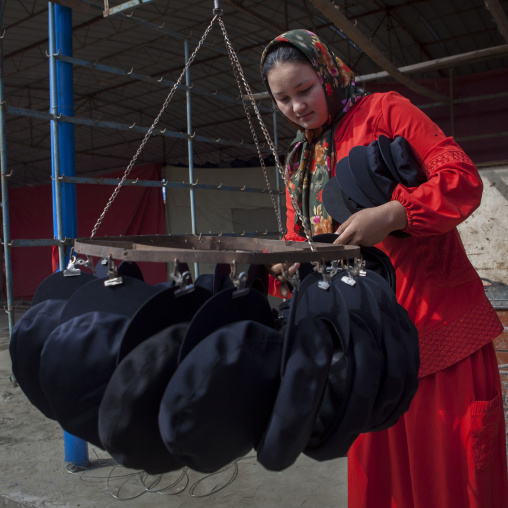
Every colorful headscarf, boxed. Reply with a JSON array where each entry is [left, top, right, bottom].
[[261, 29, 368, 237]]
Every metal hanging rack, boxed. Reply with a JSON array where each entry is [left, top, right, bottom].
[[74, 1, 359, 268]]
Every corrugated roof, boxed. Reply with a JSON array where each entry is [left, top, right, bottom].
[[2, 0, 508, 187]]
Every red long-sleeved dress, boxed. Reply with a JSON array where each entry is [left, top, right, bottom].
[[273, 91, 507, 508]]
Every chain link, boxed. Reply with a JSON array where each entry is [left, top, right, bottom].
[[217, 17, 315, 250], [90, 12, 314, 252], [90, 15, 218, 238]]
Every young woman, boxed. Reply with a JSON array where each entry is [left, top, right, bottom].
[[261, 29, 508, 508]]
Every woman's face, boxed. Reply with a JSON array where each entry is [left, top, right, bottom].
[[267, 60, 328, 130]]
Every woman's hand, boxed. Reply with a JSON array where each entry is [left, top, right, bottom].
[[266, 262, 300, 298], [333, 200, 408, 246]]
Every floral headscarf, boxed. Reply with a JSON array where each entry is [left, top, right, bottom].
[[261, 29, 368, 237]]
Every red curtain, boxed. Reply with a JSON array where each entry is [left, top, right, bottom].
[[9, 163, 166, 300]]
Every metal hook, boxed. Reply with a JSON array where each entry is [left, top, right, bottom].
[[158, 76, 164, 82], [217, 183, 223, 189], [0, 30, 6, 39], [216, 138, 221, 142], [190, 132, 196, 138], [160, 128, 166, 133], [129, 122, 136, 128], [191, 179, 199, 186], [240, 185, 246, 191], [127, 67, 134, 75], [158, 22, 166, 29]]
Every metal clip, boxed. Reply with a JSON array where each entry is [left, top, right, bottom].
[[232, 271, 249, 299], [341, 274, 356, 287], [314, 259, 331, 291], [64, 256, 81, 277], [174, 270, 195, 297], [103, 255, 123, 286]]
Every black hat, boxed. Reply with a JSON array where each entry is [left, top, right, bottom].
[[360, 270, 419, 431], [304, 311, 382, 461], [39, 276, 163, 447], [335, 154, 374, 209], [40, 310, 131, 448], [158, 320, 284, 473], [323, 136, 424, 236], [31, 270, 97, 307], [377, 135, 425, 188], [256, 294, 334, 471], [98, 323, 188, 474], [59, 275, 161, 325], [117, 283, 212, 363], [9, 299, 66, 419], [178, 285, 275, 363], [288, 271, 357, 452]]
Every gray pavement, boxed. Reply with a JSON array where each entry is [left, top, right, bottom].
[[0, 303, 348, 508]]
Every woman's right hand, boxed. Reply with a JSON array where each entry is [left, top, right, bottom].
[[266, 262, 300, 298]]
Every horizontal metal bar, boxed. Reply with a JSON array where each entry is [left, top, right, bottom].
[[59, 175, 283, 194], [78, 0, 254, 64], [6, 238, 74, 247], [7, 233, 281, 248], [103, 0, 158, 17], [5, 106, 261, 150], [53, 54, 275, 112]]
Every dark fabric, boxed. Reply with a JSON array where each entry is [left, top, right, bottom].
[[40, 311, 130, 448], [31, 271, 97, 307], [159, 320, 284, 473], [178, 286, 275, 363], [98, 323, 188, 474], [256, 314, 334, 471], [117, 284, 212, 363], [59, 276, 161, 325], [9, 299, 66, 420]]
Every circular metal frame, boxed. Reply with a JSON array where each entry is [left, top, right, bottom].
[[73, 235, 361, 265]]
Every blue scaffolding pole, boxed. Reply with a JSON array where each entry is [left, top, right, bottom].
[[0, 0, 15, 336], [48, 2, 89, 467]]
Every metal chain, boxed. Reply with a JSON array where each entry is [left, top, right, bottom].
[[217, 17, 315, 250], [90, 15, 218, 238], [216, 19, 284, 240]]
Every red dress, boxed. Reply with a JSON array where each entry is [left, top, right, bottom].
[[274, 91, 508, 507]]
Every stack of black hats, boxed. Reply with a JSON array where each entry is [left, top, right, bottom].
[[256, 235, 420, 470], [11, 241, 419, 475], [323, 135, 426, 236]]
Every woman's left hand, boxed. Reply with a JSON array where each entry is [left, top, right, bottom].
[[333, 200, 408, 246]]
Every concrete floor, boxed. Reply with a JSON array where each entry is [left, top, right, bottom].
[[0, 304, 348, 508]]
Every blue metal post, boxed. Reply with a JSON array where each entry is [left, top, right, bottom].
[[0, 0, 15, 336], [49, 2, 88, 467], [185, 40, 199, 277]]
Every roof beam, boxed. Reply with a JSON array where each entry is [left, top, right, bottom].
[[484, 0, 508, 43], [308, 0, 448, 102], [357, 44, 508, 82], [248, 44, 508, 100]]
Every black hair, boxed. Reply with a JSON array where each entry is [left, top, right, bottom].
[[262, 42, 309, 77]]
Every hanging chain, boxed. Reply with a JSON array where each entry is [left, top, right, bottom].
[[90, 15, 218, 238], [217, 17, 315, 250], [90, 9, 315, 252]]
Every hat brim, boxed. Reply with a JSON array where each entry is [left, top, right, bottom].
[[322, 176, 355, 224], [98, 323, 188, 474], [335, 153, 374, 209]]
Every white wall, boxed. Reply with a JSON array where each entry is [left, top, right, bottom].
[[459, 165, 508, 284]]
